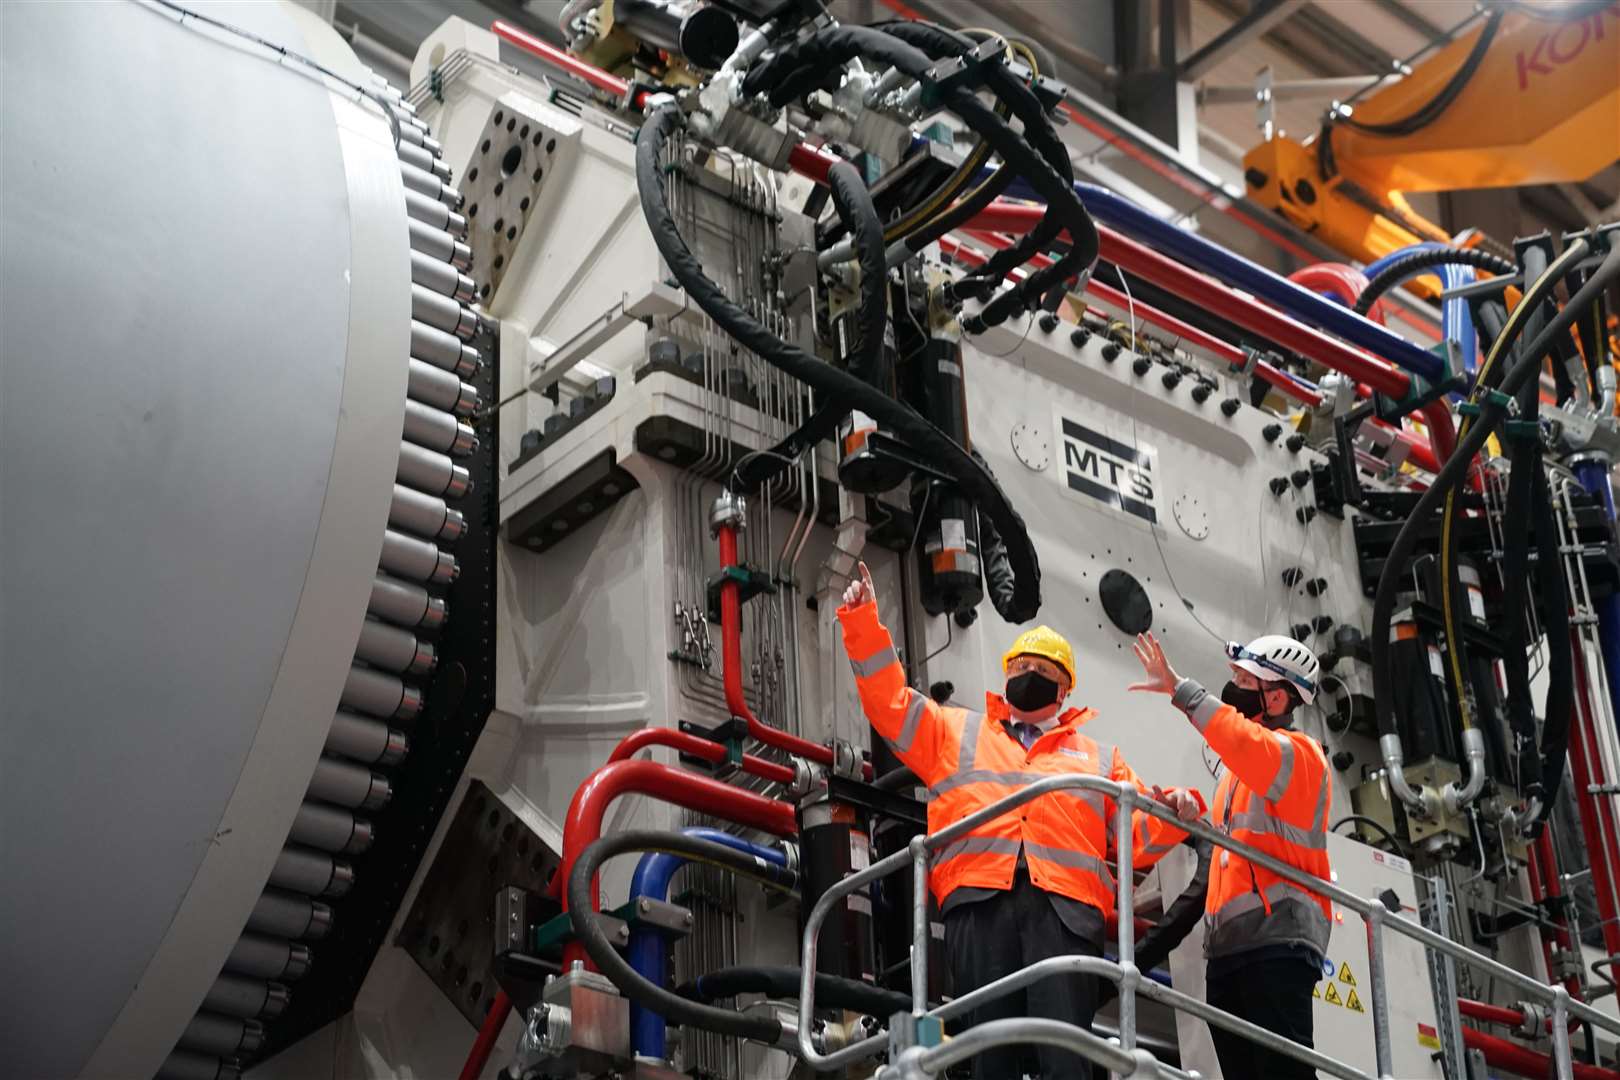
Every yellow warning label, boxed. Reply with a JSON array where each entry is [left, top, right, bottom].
[[1346, 988, 1365, 1013], [1338, 962, 1357, 986], [1312, 983, 1321, 999], [1323, 983, 1343, 1006]]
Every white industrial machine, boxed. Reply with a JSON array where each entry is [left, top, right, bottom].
[[4, 3, 1619, 1080]]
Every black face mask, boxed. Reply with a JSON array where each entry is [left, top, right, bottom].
[[1006, 671, 1062, 712], [1221, 680, 1266, 720]]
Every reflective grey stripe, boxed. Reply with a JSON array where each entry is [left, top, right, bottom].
[[930, 768, 1045, 795], [1227, 809, 1327, 851], [1137, 817, 1151, 850], [957, 711, 984, 774], [1144, 840, 1179, 857], [1264, 731, 1297, 802], [850, 645, 898, 679], [1208, 882, 1304, 925], [893, 690, 927, 755], [1206, 886, 1332, 958], [932, 835, 1021, 866], [1025, 842, 1115, 887], [1189, 693, 1223, 732], [1311, 772, 1330, 832]]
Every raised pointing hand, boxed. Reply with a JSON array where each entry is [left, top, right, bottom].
[[842, 560, 875, 609], [1129, 631, 1180, 695]]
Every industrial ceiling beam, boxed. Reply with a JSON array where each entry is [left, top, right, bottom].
[[1177, 0, 1305, 81]]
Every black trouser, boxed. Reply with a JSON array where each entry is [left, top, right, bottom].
[[943, 873, 1102, 1079], [1205, 956, 1319, 1080]]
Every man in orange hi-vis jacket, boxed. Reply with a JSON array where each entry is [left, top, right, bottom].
[[838, 562, 1205, 1080], [1131, 630, 1331, 1080]]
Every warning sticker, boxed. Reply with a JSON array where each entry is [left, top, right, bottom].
[[1338, 962, 1357, 986], [1417, 1023, 1441, 1050], [1346, 989, 1365, 1014], [1312, 984, 1321, 999], [1323, 983, 1343, 1006]]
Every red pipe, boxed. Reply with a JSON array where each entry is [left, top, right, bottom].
[[1568, 644, 1620, 959], [492, 19, 653, 110], [608, 726, 798, 786], [1531, 826, 1587, 1004], [458, 989, 512, 1080], [716, 521, 839, 767], [556, 759, 799, 968], [1289, 264, 1388, 327], [942, 231, 1445, 474], [1462, 1027, 1620, 1080], [962, 202, 1462, 471], [1458, 998, 1532, 1029]]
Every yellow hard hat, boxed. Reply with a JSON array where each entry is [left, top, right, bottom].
[[1002, 625, 1076, 687]]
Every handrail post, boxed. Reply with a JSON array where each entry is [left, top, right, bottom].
[[1551, 987, 1574, 1080], [910, 835, 929, 1014], [1116, 786, 1138, 1056], [1365, 904, 1393, 1079]]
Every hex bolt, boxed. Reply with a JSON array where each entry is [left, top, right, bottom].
[[1291, 469, 1312, 488], [1038, 312, 1060, 333], [1132, 356, 1152, 376], [1191, 383, 1213, 403], [1297, 506, 1317, 524], [1161, 370, 1182, 390], [1306, 577, 1328, 597], [1070, 327, 1091, 348], [1101, 342, 1121, 362], [1286, 433, 1306, 453], [1312, 615, 1335, 633], [1262, 423, 1283, 443], [1281, 567, 1304, 587], [1269, 477, 1290, 496], [1221, 397, 1241, 417]]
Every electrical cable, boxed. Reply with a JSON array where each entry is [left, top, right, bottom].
[[1439, 240, 1588, 734], [1317, 10, 1504, 182], [566, 829, 799, 1043], [639, 101, 1044, 622], [1332, 815, 1412, 860], [1371, 244, 1620, 752], [1354, 246, 1515, 317]]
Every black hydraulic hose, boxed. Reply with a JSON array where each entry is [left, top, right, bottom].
[[735, 161, 887, 492], [1532, 464, 1575, 823], [873, 764, 921, 791], [869, 21, 1081, 311], [1098, 838, 1211, 1006], [1371, 245, 1620, 745], [1498, 375, 1547, 805], [677, 964, 913, 1016], [742, 25, 1097, 330], [566, 829, 800, 1043], [1353, 246, 1516, 316], [639, 103, 1044, 622], [971, 446, 1018, 620]]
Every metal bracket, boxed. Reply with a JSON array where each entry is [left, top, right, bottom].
[[530, 909, 630, 957], [526, 280, 686, 393]]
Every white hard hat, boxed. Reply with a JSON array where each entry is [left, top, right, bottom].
[[1226, 635, 1320, 704]]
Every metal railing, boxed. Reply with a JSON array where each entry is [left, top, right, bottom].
[[797, 773, 1620, 1079]]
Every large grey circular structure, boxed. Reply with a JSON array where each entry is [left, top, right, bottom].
[[0, 3, 477, 1076]]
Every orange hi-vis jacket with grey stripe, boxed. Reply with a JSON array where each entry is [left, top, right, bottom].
[[839, 599, 1201, 915], [1171, 678, 1333, 961]]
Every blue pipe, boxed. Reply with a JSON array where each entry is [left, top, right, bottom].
[[998, 176, 1448, 384], [1363, 242, 1478, 373], [1573, 457, 1620, 738], [626, 828, 789, 1060]]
